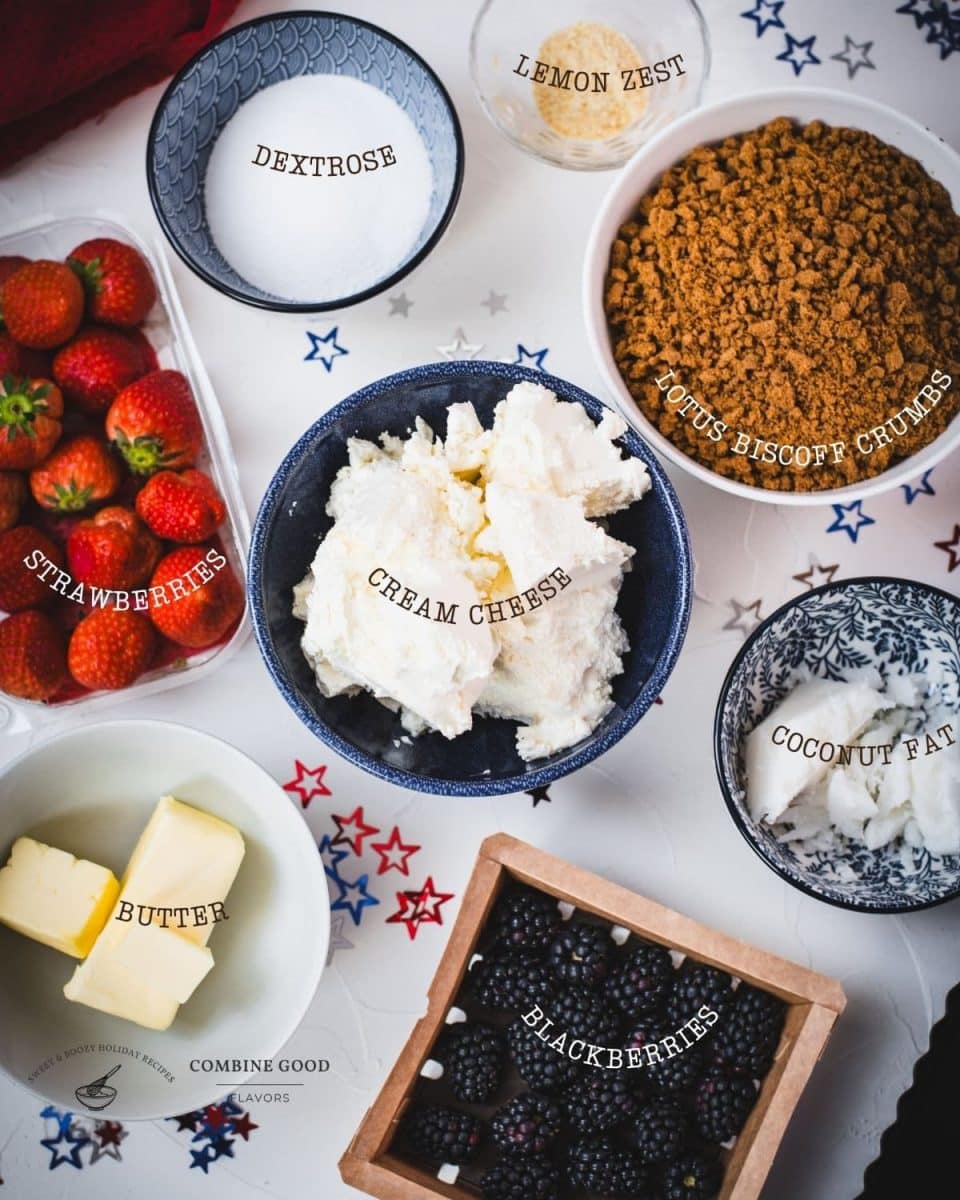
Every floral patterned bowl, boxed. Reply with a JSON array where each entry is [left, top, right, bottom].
[[714, 577, 960, 913]]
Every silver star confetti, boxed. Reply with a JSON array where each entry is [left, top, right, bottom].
[[388, 293, 414, 317], [437, 328, 483, 360], [327, 914, 356, 964], [481, 289, 508, 315], [830, 35, 876, 78], [724, 598, 765, 638]]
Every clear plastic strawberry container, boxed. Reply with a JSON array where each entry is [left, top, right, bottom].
[[0, 212, 250, 735]]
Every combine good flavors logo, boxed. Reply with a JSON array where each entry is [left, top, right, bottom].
[[367, 565, 573, 627], [654, 366, 953, 471], [189, 1057, 331, 1105], [522, 1003, 718, 1069], [22, 544, 228, 609], [249, 143, 399, 178], [769, 719, 956, 766]]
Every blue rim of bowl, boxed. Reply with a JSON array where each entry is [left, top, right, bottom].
[[248, 360, 693, 796], [713, 574, 960, 914], [145, 9, 465, 313]]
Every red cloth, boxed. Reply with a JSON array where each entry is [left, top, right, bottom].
[[0, 0, 241, 171]]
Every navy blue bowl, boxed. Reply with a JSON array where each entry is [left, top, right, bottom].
[[146, 11, 464, 311], [715, 577, 960, 912], [248, 361, 692, 796]]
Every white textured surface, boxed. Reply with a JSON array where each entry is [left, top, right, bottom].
[[0, 0, 958, 1197]]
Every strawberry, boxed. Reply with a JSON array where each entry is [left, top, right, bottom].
[[0, 375, 63, 470], [135, 468, 226, 543], [0, 332, 21, 375], [53, 326, 150, 414], [0, 255, 29, 328], [67, 506, 160, 591], [0, 609, 67, 700], [0, 525, 63, 611], [148, 544, 243, 648], [67, 607, 156, 690], [1, 260, 84, 349], [29, 434, 121, 512], [105, 370, 202, 475], [0, 472, 25, 533], [67, 239, 156, 328]]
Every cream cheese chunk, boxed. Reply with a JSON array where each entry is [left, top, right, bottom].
[[294, 382, 649, 761], [0, 838, 119, 958], [64, 797, 244, 1030]]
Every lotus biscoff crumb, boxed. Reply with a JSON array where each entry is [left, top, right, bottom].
[[604, 117, 960, 491]]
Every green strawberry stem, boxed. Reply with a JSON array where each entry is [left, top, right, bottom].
[[0, 375, 49, 438], [67, 255, 104, 296], [44, 480, 93, 513], [111, 426, 173, 475]]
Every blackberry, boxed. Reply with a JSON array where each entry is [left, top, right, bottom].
[[508, 1021, 580, 1092], [665, 961, 734, 1026], [568, 1135, 652, 1198], [481, 1156, 562, 1200], [399, 1104, 481, 1164], [472, 953, 556, 1012], [711, 984, 785, 1077], [492, 886, 560, 954], [661, 1151, 724, 1200], [439, 1023, 505, 1103], [549, 922, 612, 989], [562, 1070, 638, 1133], [694, 1070, 757, 1143], [623, 1023, 707, 1094], [632, 1098, 689, 1164], [605, 942, 674, 1019], [491, 1093, 563, 1156], [552, 987, 623, 1046]]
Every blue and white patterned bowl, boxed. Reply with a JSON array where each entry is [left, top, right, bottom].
[[146, 11, 463, 311], [715, 578, 960, 912], [248, 361, 692, 796]]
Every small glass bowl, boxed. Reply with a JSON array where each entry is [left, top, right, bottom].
[[470, 0, 710, 170]]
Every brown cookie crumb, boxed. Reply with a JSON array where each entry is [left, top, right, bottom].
[[604, 117, 960, 491]]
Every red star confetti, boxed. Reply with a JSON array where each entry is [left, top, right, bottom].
[[94, 1121, 125, 1148], [283, 760, 332, 808], [230, 1113, 259, 1142], [408, 876, 455, 925], [202, 1104, 231, 1132], [371, 826, 421, 875], [386, 890, 429, 940], [935, 525, 960, 572], [331, 805, 380, 855]]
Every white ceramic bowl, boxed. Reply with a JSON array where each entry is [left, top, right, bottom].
[[583, 88, 960, 505], [0, 720, 328, 1120]]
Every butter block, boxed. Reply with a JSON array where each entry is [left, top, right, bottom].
[[0, 837, 119, 958], [64, 797, 244, 1030], [113, 923, 214, 1004]]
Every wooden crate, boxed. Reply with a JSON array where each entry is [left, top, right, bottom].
[[341, 834, 846, 1200]]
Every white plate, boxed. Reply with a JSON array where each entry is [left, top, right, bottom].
[[583, 88, 960, 506], [0, 720, 328, 1120]]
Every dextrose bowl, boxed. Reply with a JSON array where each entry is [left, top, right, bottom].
[[0, 212, 250, 734], [248, 361, 692, 796], [583, 89, 960, 504], [147, 10, 464, 311]]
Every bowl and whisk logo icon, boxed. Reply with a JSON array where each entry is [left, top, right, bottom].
[[74, 1063, 122, 1110]]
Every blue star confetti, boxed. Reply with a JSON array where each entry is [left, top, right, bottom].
[[319, 833, 350, 880], [827, 500, 876, 543], [190, 1145, 215, 1173], [513, 344, 550, 370], [897, 0, 960, 58], [170, 1101, 257, 1172], [40, 1108, 90, 1170], [304, 326, 348, 371], [902, 468, 936, 504], [331, 871, 380, 926], [777, 32, 821, 75], [740, 0, 786, 37]]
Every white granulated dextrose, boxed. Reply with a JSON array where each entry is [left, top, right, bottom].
[[204, 75, 433, 301]]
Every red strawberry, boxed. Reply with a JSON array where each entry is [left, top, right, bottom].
[[53, 326, 150, 414], [148, 544, 243, 648], [1, 260, 84, 349], [135, 468, 226, 543], [0, 609, 67, 700], [0, 256, 29, 286], [29, 434, 121, 512], [0, 376, 63, 470], [105, 370, 202, 475], [67, 239, 156, 328], [0, 525, 63, 611], [67, 506, 160, 591], [67, 607, 156, 690], [0, 472, 25, 533], [0, 332, 21, 375]]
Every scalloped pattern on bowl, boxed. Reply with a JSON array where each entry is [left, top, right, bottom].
[[715, 578, 960, 912]]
